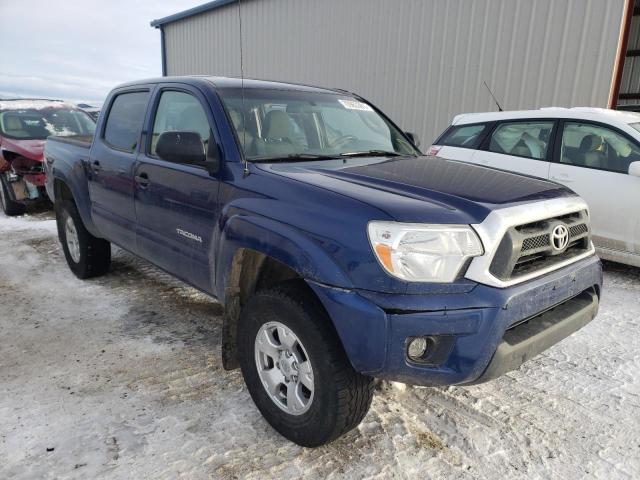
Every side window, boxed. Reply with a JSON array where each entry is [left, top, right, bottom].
[[488, 121, 554, 160], [151, 91, 211, 157], [560, 122, 640, 173], [438, 124, 489, 148], [103, 91, 150, 152]]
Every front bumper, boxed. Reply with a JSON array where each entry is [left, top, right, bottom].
[[308, 255, 602, 386]]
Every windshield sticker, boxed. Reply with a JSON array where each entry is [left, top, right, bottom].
[[338, 99, 373, 112]]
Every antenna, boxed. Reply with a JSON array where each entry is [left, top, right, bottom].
[[483, 81, 503, 112], [237, 0, 249, 176]]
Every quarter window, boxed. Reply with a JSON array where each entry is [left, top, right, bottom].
[[151, 91, 211, 157], [438, 124, 488, 148], [488, 122, 553, 160], [103, 91, 149, 152], [560, 122, 640, 173]]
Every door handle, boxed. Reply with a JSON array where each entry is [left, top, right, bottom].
[[551, 175, 572, 183], [91, 160, 102, 173], [135, 172, 150, 188]]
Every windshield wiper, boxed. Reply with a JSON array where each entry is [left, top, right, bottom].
[[249, 153, 341, 163], [339, 150, 406, 158]]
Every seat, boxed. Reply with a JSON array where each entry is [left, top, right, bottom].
[[510, 140, 533, 158], [511, 132, 545, 159], [258, 110, 297, 156], [3, 115, 27, 137], [578, 134, 606, 169]]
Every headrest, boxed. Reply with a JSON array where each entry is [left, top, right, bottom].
[[264, 110, 291, 139], [5, 116, 22, 130], [579, 134, 604, 153]]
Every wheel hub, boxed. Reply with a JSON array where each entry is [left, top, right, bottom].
[[278, 350, 298, 380], [254, 321, 314, 415], [65, 215, 81, 263]]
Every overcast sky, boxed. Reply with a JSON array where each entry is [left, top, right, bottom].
[[0, 0, 206, 105]]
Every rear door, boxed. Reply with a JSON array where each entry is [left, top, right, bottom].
[[88, 88, 151, 251], [134, 85, 222, 292], [471, 120, 556, 178], [549, 120, 640, 257]]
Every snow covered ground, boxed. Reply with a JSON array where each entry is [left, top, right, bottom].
[[0, 211, 638, 480]]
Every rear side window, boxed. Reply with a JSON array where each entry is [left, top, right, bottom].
[[560, 122, 640, 173], [488, 121, 553, 160], [438, 123, 488, 148], [103, 91, 150, 152]]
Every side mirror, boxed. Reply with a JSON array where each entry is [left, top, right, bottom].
[[156, 131, 206, 165], [629, 161, 640, 177], [405, 131, 421, 148]]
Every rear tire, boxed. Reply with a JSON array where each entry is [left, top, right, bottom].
[[56, 199, 111, 279], [0, 176, 26, 216], [238, 281, 374, 447]]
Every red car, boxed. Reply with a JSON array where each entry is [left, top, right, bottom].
[[0, 99, 95, 215]]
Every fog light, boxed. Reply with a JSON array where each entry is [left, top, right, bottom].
[[407, 337, 428, 360]]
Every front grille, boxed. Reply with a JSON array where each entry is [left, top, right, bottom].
[[489, 210, 591, 281], [522, 234, 549, 252]]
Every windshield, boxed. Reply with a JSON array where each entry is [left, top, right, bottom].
[[217, 88, 419, 161], [0, 107, 96, 140]]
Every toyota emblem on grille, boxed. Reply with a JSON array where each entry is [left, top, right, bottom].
[[551, 224, 570, 252]]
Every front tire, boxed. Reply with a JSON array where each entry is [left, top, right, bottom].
[[56, 199, 111, 279], [0, 176, 26, 216], [238, 281, 374, 447]]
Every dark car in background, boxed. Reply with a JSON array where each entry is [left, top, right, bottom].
[[0, 99, 95, 215], [76, 103, 101, 121]]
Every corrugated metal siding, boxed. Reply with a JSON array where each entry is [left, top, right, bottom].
[[618, 5, 640, 105], [163, 0, 625, 143]]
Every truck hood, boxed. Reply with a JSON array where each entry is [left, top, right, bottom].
[[0, 137, 45, 162], [259, 155, 575, 224]]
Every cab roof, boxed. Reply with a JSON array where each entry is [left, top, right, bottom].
[[115, 75, 344, 95]]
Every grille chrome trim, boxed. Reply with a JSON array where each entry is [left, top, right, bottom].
[[465, 197, 596, 288]]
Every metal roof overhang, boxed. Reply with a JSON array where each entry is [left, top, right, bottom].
[[150, 0, 238, 28]]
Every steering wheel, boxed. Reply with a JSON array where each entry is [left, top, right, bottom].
[[329, 135, 357, 149]]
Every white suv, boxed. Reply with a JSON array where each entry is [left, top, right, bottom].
[[430, 108, 640, 267]]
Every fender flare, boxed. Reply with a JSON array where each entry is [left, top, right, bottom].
[[215, 214, 354, 370], [51, 166, 101, 238], [215, 214, 353, 297]]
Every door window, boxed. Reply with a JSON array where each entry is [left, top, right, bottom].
[[103, 91, 150, 152], [488, 121, 553, 160], [560, 122, 640, 173], [437, 123, 489, 148], [151, 91, 211, 157]]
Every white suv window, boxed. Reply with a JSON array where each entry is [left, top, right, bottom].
[[489, 122, 553, 160], [561, 122, 640, 173], [438, 123, 488, 148]]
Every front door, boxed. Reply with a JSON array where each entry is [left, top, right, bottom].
[[549, 120, 640, 257], [89, 89, 151, 251], [134, 87, 221, 292], [472, 120, 555, 179]]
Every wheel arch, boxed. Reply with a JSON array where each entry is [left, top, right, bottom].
[[216, 214, 353, 370], [52, 173, 101, 238]]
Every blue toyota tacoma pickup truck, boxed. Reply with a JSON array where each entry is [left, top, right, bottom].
[[44, 76, 602, 447]]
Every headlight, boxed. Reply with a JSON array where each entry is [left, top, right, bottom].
[[367, 222, 484, 283]]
